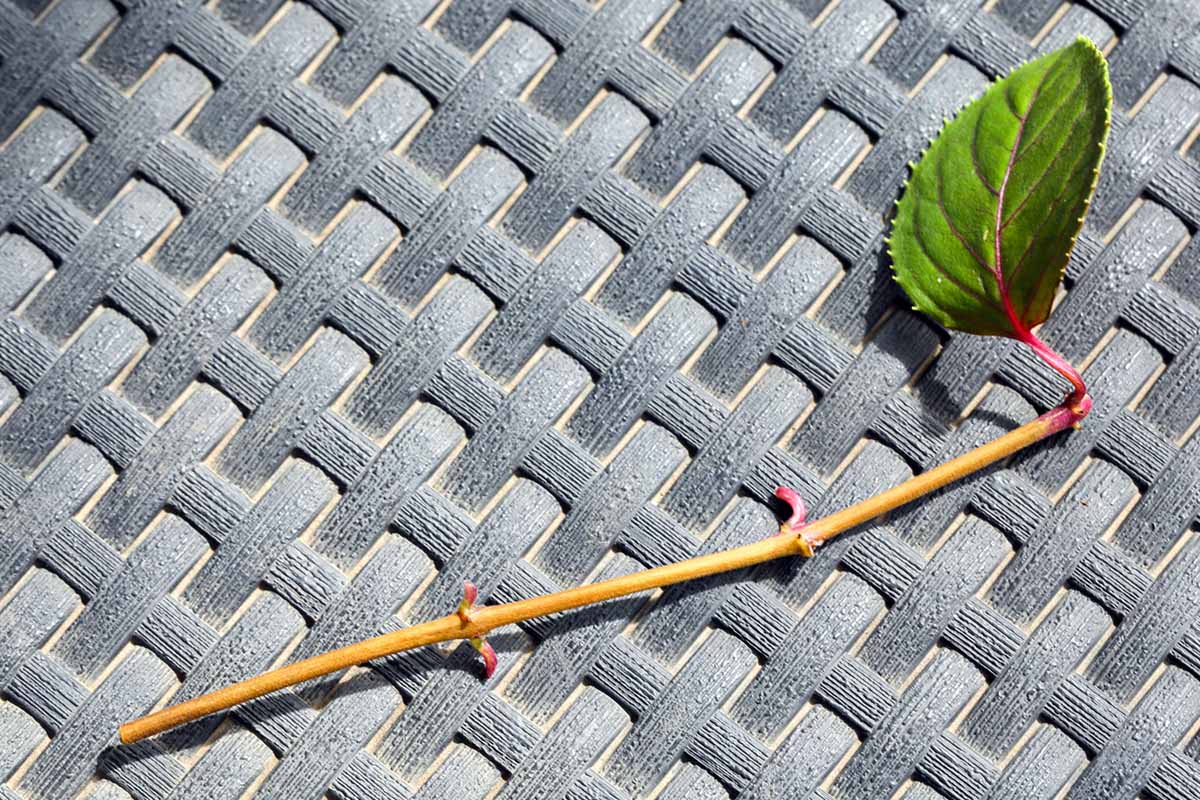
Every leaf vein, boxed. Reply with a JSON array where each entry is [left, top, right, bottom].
[[993, 61, 1058, 327], [936, 154, 995, 280], [1004, 144, 1095, 293], [971, 108, 1000, 197], [910, 202, 993, 308], [1015, 76, 1083, 161], [1004, 80, 1022, 120], [1000, 107, 1087, 232]]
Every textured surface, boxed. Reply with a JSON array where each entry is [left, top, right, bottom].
[[0, 1, 1198, 799]]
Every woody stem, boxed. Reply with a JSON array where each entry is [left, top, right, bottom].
[[119, 380, 1087, 744]]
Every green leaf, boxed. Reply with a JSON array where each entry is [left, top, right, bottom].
[[889, 38, 1111, 339]]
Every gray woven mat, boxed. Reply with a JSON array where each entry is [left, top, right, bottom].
[[1, 0, 1199, 798]]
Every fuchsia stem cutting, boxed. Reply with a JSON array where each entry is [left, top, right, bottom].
[[118, 322, 1093, 745]]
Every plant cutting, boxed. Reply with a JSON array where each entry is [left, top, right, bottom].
[[120, 38, 1111, 745]]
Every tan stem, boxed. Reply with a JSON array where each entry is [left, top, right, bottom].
[[119, 404, 1075, 745]]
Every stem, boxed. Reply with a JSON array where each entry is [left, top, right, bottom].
[[118, 394, 1085, 745], [806, 397, 1080, 544], [1017, 329, 1091, 416], [119, 533, 806, 744]]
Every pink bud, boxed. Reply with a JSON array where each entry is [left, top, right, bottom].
[[469, 637, 497, 679], [774, 485, 806, 531], [457, 581, 478, 623]]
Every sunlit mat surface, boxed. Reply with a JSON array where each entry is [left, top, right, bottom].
[[1, 1, 1199, 798]]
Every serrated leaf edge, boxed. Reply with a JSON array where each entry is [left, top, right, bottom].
[[887, 37, 1111, 337]]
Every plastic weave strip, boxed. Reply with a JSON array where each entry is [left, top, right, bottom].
[[0, 1, 1199, 798]]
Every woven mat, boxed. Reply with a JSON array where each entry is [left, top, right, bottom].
[[1, 0, 1199, 798]]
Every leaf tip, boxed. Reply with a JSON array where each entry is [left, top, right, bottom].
[[1071, 34, 1106, 60]]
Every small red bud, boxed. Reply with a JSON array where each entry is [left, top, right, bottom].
[[774, 485, 806, 532], [469, 637, 497, 679], [457, 581, 478, 623]]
